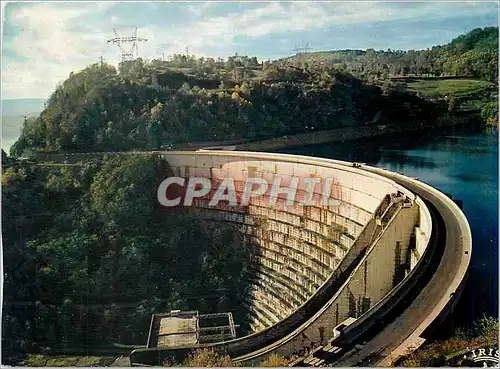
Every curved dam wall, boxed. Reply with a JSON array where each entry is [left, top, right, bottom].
[[160, 152, 415, 327], [131, 151, 432, 365], [236, 195, 432, 365]]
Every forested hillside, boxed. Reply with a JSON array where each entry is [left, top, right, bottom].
[[10, 62, 445, 155], [286, 27, 498, 82], [2, 155, 253, 361], [10, 27, 496, 156]]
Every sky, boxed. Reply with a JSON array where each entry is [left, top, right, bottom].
[[1, 1, 498, 100]]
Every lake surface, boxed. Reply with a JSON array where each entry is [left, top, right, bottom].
[[279, 124, 498, 328]]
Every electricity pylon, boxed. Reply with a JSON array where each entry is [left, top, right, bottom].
[[107, 28, 147, 62]]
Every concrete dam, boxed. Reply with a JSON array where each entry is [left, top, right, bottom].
[[127, 150, 471, 367]]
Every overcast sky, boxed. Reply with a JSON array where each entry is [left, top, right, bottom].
[[1, 1, 498, 99]]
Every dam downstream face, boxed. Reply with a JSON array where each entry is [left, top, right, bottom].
[[158, 152, 421, 335]]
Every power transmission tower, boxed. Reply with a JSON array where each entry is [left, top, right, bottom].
[[98, 56, 105, 67], [292, 42, 311, 65], [107, 28, 147, 62], [293, 42, 310, 54], [293, 42, 310, 55]]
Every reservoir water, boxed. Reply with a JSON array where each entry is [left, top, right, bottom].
[[279, 124, 498, 330]]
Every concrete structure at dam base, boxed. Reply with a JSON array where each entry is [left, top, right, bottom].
[[128, 150, 471, 367], [146, 310, 237, 349]]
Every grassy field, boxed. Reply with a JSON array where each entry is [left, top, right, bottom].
[[405, 78, 493, 98]]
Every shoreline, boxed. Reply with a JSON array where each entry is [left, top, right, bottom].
[[231, 112, 483, 152], [15, 112, 484, 162]]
